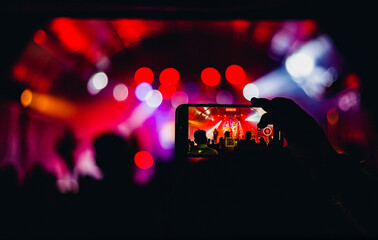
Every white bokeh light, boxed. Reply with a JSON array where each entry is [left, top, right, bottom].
[[243, 83, 259, 101], [159, 121, 175, 149], [113, 83, 129, 101], [135, 82, 153, 101], [145, 90, 163, 108], [91, 72, 108, 90], [285, 52, 315, 78]]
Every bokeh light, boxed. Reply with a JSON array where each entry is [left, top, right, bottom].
[[201, 67, 221, 87], [113, 83, 129, 101], [33, 29, 46, 45], [216, 90, 233, 104], [87, 72, 108, 95], [327, 107, 339, 125], [134, 151, 154, 169], [135, 82, 153, 101], [8, 18, 374, 187], [134, 67, 154, 84], [243, 83, 259, 100], [159, 121, 175, 150], [225, 65, 245, 85], [285, 52, 315, 78], [145, 90, 163, 108], [182, 82, 200, 100], [345, 73, 361, 89], [158, 84, 176, 100], [159, 68, 180, 86], [92, 72, 108, 90], [21, 89, 33, 107], [338, 91, 360, 112], [171, 91, 189, 108]]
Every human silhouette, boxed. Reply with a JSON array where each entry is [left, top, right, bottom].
[[77, 132, 158, 239], [250, 97, 378, 237], [188, 130, 218, 156], [0, 164, 21, 238], [21, 162, 58, 238], [168, 97, 378, 238], [55, 127, 79, 193], [236, 130, 258, 153], [213, 128, 218, 143]]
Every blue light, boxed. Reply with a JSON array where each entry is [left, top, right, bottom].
[[135, 82, 153, 101]]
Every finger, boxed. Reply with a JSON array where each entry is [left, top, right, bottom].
[[250, 98, 272, 112], [257, 112, 277, 128]]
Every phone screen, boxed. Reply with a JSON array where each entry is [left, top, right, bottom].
[[186, 105, 276, 157]]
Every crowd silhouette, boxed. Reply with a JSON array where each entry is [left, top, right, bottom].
[[188, 129, 281, 158], [1, 97, 378, 239]]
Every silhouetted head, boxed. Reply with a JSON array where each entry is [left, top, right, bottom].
[[225, 131, 230, 138], [245, 131, 251, 140], [93, 133, 134, 179], [194, 130, 207, 145], [55, 127, 77, 171], [0, 164, 18, 189], [258, 137, 267, 146]]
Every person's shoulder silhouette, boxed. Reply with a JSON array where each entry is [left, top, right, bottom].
[[188, 129, 218, 156]]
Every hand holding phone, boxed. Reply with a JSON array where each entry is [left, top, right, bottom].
[[251, 97, 337, 162]]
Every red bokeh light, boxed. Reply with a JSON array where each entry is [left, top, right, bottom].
[[134, 151, 154, 169], [158, 84, 176, 100], [50, 18, 90, 53], [225, 65, 245, 85], [345, 73, 361, 89], [134, 67, 154, 84], [327, 108, 339, 125], [33, 29, 46, 45], [159, 68, 180, 86], [252, 21, 275, 44], [299, 20, 318, 39], [201, 67, 221, 87]]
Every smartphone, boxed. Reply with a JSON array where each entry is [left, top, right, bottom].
[[175, 104, 282, 159]]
